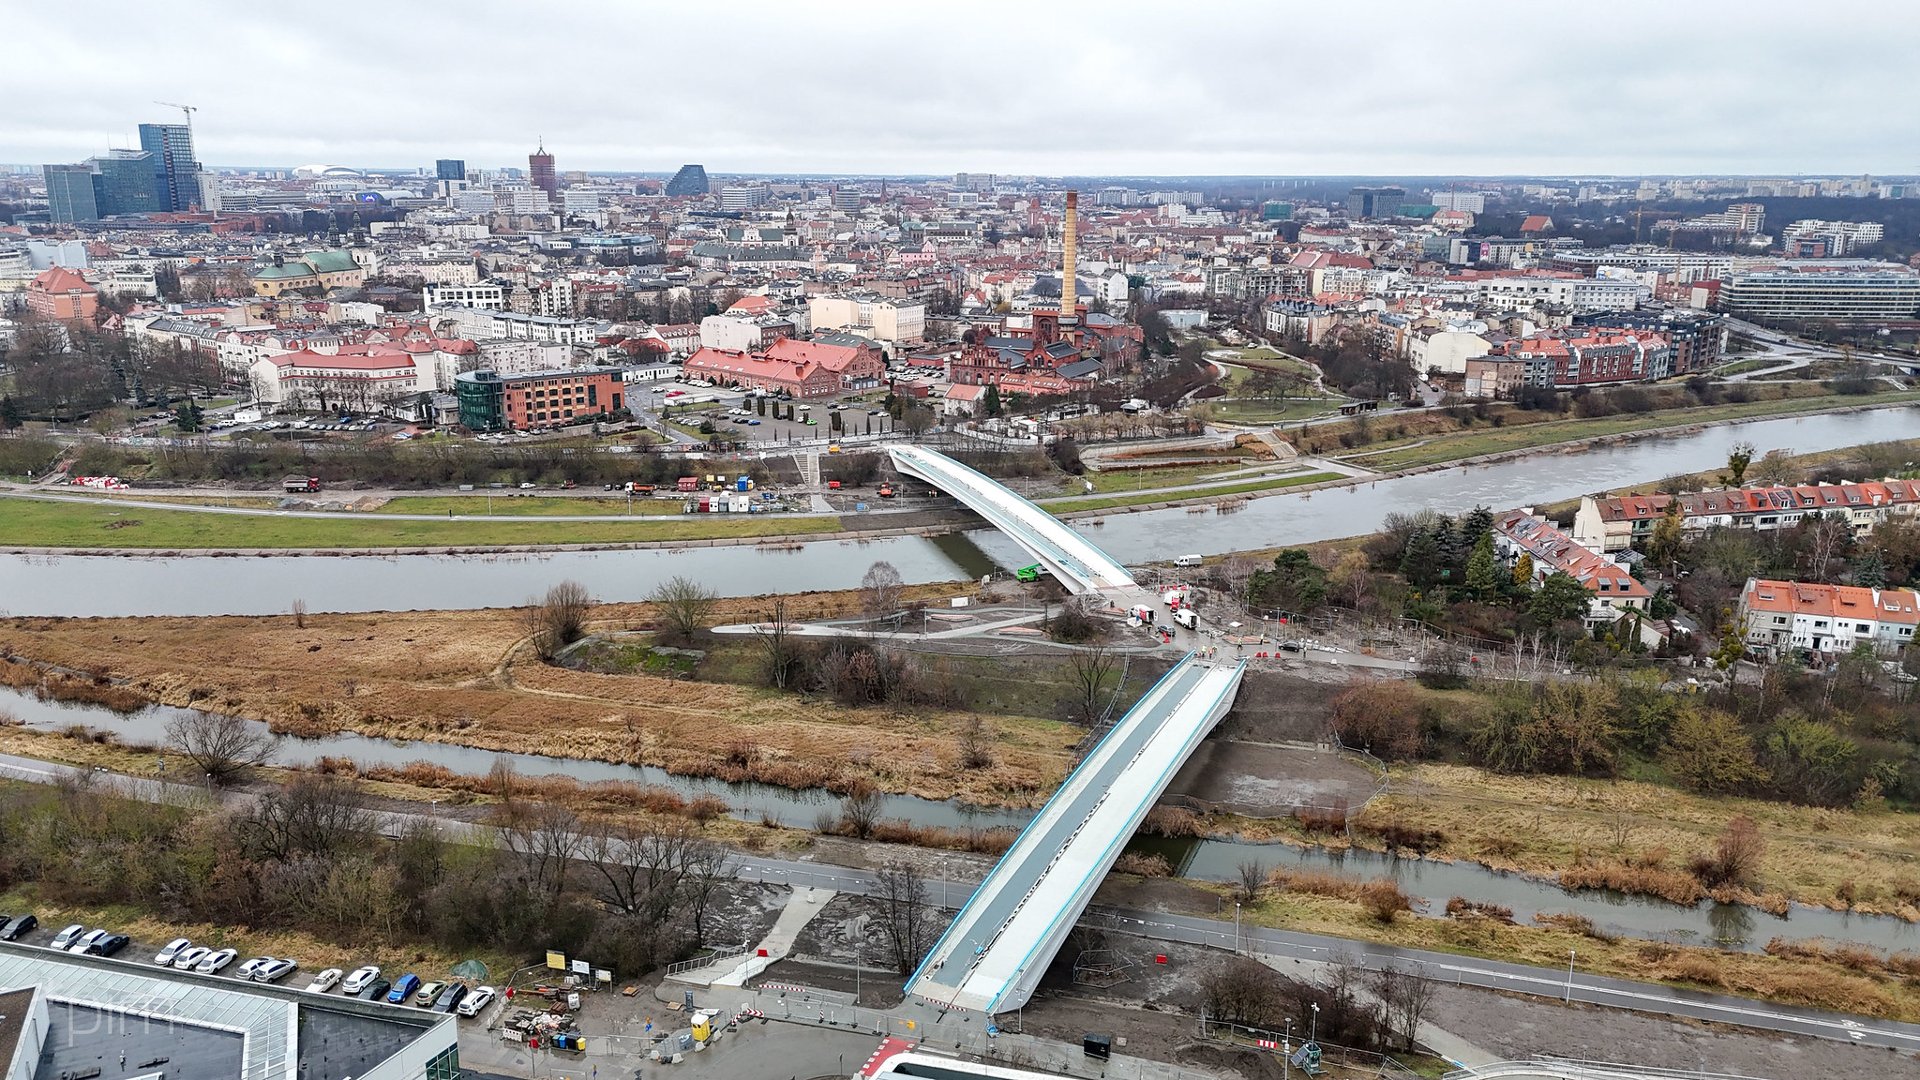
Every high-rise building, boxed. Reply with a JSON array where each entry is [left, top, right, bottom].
[[91, 150, 164, 216], [435, 159, 467, 182], [43, 164, 100, 223], [1345, 186, 1406, 221], [665, 164, 709, 197], [528, 143, 557, 198], [138, 122, 200, 211]]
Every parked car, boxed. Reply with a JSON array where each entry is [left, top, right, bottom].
[[170, 946, 211, 971], [195, 948, 237, 974], [66, 929, 108, 954], [154, 938, 192, 966], [0, 915, 36, 941], [91, 934, 130, 957], [49, 924, 87, 950], [386, 974, 421, 1005], [414, 980, 446, 1007], [235, 956, 273, 980], [456, 986, 497, 1018], [432, 982, 468, 1013], [359, 977, 393, 1003], [253, 958, 297, 983], [341, 965, 381, 995], [305, 968, 343, 993]]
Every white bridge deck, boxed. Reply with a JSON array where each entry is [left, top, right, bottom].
[[907, 654, 1247, 1014], [887, 443, 1135, 594]]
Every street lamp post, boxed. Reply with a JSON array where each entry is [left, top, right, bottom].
[[1565, 948, 1576, 1003], [1284, 1018, 1294, 1080], [1309, 1002, 1318, 1044], [1234, 901, 1241, 956]]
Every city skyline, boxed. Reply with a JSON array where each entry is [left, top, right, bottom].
[[6, 0, 1917, 176]]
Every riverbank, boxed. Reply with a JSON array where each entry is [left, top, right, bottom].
[[3, 397, 1914, 554], [0, 586, 1087, 808]]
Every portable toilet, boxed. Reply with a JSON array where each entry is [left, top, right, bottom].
[[735, 476, 750, 492]]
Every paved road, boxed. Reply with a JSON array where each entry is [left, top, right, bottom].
[[4, 752, 1915, 1053]]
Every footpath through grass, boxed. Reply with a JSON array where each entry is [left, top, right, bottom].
[[1346, 392, 1920, 471], [0, 496, 840, 549]]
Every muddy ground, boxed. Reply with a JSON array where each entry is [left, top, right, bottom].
[[1172, 742, 1378, 815]]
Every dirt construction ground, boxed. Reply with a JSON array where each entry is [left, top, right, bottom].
[[1170, 742, 1379, 816]]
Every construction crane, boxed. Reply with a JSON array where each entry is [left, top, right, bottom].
[[154, 101, 197, 134]]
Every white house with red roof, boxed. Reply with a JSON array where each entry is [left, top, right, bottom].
[[1573, 480, 1920, 552], [1493, 509, 1652, 625], [248, 344, 437, 410]]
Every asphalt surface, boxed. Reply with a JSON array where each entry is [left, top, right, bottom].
[[3, 753, 1916, 1055]]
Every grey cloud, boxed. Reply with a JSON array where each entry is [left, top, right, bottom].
[[2, 0, 1915, 175]]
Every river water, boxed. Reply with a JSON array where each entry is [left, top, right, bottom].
[[6, 685, 1916, 956], [3, 407, 1914, 618]]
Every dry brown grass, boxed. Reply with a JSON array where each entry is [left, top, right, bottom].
[[1558, 860, 1706, 906], [1112, 852, 1173, 877], [0, 582, 1081, 807], [1366, 763, 1920, 917], [1265, 867, 1412, 923], [1141, 805, 1205, 838], [1445, 897, 1514, 923]]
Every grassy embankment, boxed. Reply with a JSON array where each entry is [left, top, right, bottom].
[[1187, 879, 1920, 1023], [0, 589, 1082, 807], [373, 495, 691, 517], [1344, 763, 1920, 918], [0, 496, 840, 548], [1041, 472, 1345, 514], [1324, 390, 1920, 472]]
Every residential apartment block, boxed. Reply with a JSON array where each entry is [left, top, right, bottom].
[[1493, 510, 1652, 625], [1739, 578, 1920, 656], [1572, 480, 1920, 552]]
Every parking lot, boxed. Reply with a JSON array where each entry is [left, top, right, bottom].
[[647, 378, 894, 446], [5, 913, 507, 1025]]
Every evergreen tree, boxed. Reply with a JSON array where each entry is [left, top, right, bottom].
[[1460, 505, 1495, 549], [1430, 516, 1463, 585], [1464, 532, 1502, 600], [1854, 548, 1889, 589], [1401, 527, 1442, 589], [983, 384, 1003, 418], [0, 395, 20, 431]]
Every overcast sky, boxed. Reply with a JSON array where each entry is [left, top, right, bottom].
[[5, 0, 1915, 177]]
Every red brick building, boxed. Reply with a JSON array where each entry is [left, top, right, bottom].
[[501, 369, 623, 430], [26, 268, 98, 324]]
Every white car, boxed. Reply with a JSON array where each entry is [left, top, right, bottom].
[[66, 929, 107, 954], [196, 948, 238, 974], [49, 924, 87, 950], [340, 965, 381, 995], [456, 985, 497, 1018], [305, 968, 343, 993], [253, 958, 298, 983], [170, 946, 211, 971], [235, 956, 273, 979], [154, 938, 192, 966]]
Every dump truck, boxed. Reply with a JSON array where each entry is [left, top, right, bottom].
[[283, 475, 321, 493]]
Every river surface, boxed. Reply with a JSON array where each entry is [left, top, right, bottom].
[[6, 685, 1915, 955], [3, 407, 1914, 618]]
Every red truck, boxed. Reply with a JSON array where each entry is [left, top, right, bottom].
[[283, 475, 321, 493]]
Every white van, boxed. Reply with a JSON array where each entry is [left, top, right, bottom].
[[1173, 555, 1204, 568]]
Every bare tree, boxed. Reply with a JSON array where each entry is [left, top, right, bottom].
[[501, 803, 582, 897], [582, 819, 691, 919], [682, 834, 730, 941], [874, 859, 936, 975], [1372, 966, 1436, 1053], [1065, 645, 1119, 725], [649, 575, 718, 645], [1235, 859, 1268, 904], [956, 714, 994, 769], [839, 779, 883, 839], [290, 598, 308, 629], [166, 712, 280, 786], [238, 774, 377, 861], [522, 580, 593, 660], [860, 561, 905, 628], [754, 597, 803, 690]]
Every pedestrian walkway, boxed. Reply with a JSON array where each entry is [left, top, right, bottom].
[[671, 886, 836, 987]]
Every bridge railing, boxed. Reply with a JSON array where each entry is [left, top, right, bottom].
[[1444, 1060, 1781, 1080]]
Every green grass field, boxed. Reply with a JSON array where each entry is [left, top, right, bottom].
[[1344, 391, 1920, 471], [0, 497, 841, 549], [1040, 471, 1344, 513], [373, 495, 692, 518], [1205, 399, 1346, 424]]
